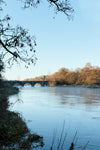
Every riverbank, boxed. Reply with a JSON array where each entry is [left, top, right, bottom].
[[0, 86, 19, 98], [49, 84, 100, 88], [0, 86, 43, 149], [86, 84, 100, 88]]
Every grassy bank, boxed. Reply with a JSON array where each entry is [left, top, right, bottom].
[[0, 86, 44, 149], [0, 110, 43, 149], [0, 86, 19, 98]]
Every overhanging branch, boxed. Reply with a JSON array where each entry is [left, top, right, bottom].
[[0, 39, 18, 58]]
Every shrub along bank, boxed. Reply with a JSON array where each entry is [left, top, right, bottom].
[[0, 85, 43, 149]]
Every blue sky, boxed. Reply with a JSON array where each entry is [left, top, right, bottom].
[[3, 0, 100, 80]]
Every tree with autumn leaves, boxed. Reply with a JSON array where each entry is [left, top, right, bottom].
[[36, 63, 100, 86], [47, 63, 100, 86]]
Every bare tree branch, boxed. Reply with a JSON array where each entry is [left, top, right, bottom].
[[19, 0, 74, 18], [0, 39, 18, 58], [0, 0, 73, 67]]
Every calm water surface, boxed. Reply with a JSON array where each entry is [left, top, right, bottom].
[[9, 86, 100, 150]]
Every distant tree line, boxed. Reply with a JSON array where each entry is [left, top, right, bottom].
[[25, 63, 100, 86]]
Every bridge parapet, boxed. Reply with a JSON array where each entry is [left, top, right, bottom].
[[3, 80, 48, 87]]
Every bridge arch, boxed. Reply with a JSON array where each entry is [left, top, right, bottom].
[[3, 80, 49, 87]]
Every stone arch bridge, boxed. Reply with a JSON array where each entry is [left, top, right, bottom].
[[3, 80, 49, 87]]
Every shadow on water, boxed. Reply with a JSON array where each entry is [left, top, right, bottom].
[[0, 87, 44, 150]]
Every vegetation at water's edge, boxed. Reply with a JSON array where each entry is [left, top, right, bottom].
[[0, 86, 19, 98], [0, 86, 44, 149], [24, 63, 100, 87], [0, 110, 43, 149]]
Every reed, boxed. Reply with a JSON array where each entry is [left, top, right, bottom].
[[50, 123, 89, 150]]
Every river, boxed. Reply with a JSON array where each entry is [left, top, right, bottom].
[[9, 86, 100, 150]]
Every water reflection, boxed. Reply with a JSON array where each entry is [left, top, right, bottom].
[[47, 87, 100, 107]]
